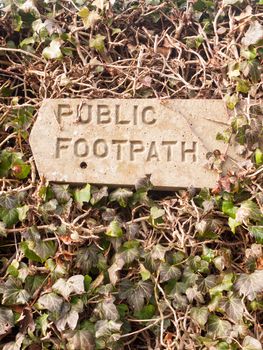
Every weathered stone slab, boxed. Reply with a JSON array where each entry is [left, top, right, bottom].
[[30, 99, 239, 189]]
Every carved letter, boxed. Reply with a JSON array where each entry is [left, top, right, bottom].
[[78, 104, 92, 124], [112, 140, 127, 160], [74, 138, 89, 157], [142, 106, 156, 125], [181, 141, 197, 162], [57, 104, 73, 125], [56, 137, 71, 158], [97, 105, 111, 124], [147, 141, 160, 161], [93, 139, 109, 158], [162, 141, 177, 161], [130, 141, 145, 161], [133, 105, 139, 125], [115, 105, 130, 125]]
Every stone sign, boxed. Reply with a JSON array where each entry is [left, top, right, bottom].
[[30, 99, 239, 189]]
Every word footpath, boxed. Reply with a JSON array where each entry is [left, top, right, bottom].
[[30, 99, 238, 188]]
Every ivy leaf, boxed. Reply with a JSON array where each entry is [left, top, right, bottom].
[[242, 21, 263, 46], [135, 174, 153, 191], [74, 184, 91, 207], [254, 148, 263, 166], [0, 307, 14, 335], [151, 244, 167, 261], [94, 297, 119, 321], [106, 220, 123, 238], [66, 329, 94, 350], [119, 280, 153, 312], [108, 258, 125, 286], [75, 245, 99, 274], [134, 304, 155, 320], [78, 7, 100, 28], [223, 0, 243, 6], [109, 188, 133, 207], [1, 208, 19, 228], [159, 263, 181, 283], [190, 306, 209, 327], [1, 277, 30, 305], [90, 34, 105, 53], [222, 200, 237, 219], [52, 184, 71, 203], [209, 273, 234, 296], [36, 292, 64, 313], [55, 308, 79, 332], [19, 0, 40, 17], [140, 264, 151, 281], [36, 313, 49, 337], [95, 319, 122, 340], [20, 238, 57, 263], [90, 186, 108, 205], [16, 205, 29, 222], [0, 222, 6, 237], [220, 294, 244, 322], [207, 314, 232, 338], [249, 226, 263, 244], [242, 336, 262, 350], [43, 39, 63, 59], [11, 160, 31, 180], [2, 333, 24, 350], [235, 270, 263, 300], [52, 275, 85, 300], [236, 200, 262, 224], [228, 217, 241, 234]]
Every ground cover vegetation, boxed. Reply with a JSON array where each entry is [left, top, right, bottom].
[[0, 0, 263, 349]]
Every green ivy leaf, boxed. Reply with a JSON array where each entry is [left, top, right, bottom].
[[43, 39, 63, 59], [65, 329, 94, 350], [150, 206, 165, 220], [2, 277, 30, 305], [17, 205, 29, 222], [207, 314, 232, 338], [119, 280, 153, 312], [222, 201, 237, 219], [106, 220, 123, 238], [235, 270, 263, 300], [139, 264, 151, 281], [228, 217, 241, 234], [95, 319, 121, 341], [223, 294, 244, 322], [1, 208, 19, 228], [52, 275, 85, 300], [209, 273, 234, 296], [190, 306, 209, 327], [78, 7, 100, 28], [249, 226, 263, 244], [109, 188, 133, 207], [21, 238, 57, 263], [255, 148, 263, 166], [134, 304, 155, 320], [94, 297, 119, 321], [36, 292, 64, 313], [159, 263, 181, 283], [151, 244, 167, 261], [236, 79, 250, 93], [55, 307, 79, 332], [89, 34, 105, 53], [74, 184, 91, 207]]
